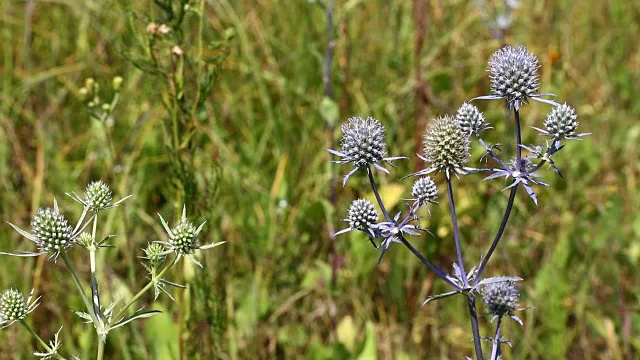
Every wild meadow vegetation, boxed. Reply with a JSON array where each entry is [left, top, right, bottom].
[[0, 0, 638, 359]]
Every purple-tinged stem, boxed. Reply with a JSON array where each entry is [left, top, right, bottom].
[[445, 176, 468, 288], [468, 296, 485, 360], [490, 316, 503, 360], [366, 166, 459, 290]]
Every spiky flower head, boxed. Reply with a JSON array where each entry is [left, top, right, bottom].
[[482, 280, 519, 317], [543, 103, 578, 140], [31, 207, 74, 256], [339, 116, 387, 169], [144, 242, 167, 267], [158, 205, 225, 267], [422, 115, 470, 177], [77, 232, 94, 248], [0, 289, 39, 328], [347, 199, 378, 230], [84, 181, 113, 210], [411, 177, 438, 205], [455, 103, 489, 135], [488, 46, 540, 109]]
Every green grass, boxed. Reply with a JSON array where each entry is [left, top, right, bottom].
[[1, 0, 639, 358]]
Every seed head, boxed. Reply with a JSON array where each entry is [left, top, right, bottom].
[[422, 115, 470, 176], [0, 289, 28, 324], [31, 207, 74, 256], [488, 46, 540, 108], [347, 199, 378, 230], [340, 116, 387, 169], [84, 181, 113, 210], [411, 177, 438, 204], [482, 280, 520, 317], [170, 218, 199, 255], [144, 242, 167, 266], [455, 103, 489, 135], [544, 103, 578, 140]]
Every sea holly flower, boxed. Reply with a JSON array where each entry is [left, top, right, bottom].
[[327, 116, 405, 185], [67, 180, 132, 211], [335, 198, 379, 238], [405, 115, 472, 179], [410, 176, 438, 207], [533, 103, 590, 142], [480, 278, 526, 325], [4, 199, 91, 259], [455, 102, 491, 135], [473, 46, 558, 110], [157, 205, 225, 267], [0, 288, 39, 328]]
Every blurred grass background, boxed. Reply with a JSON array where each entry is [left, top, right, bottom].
[[1, 0, 639, 358]]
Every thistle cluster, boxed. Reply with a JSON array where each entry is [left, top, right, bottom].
[[2, 181, 225, 358], [329, 44, 587, 359]]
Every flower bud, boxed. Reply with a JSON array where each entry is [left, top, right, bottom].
[[422, 115, 470, 175], [31, 207, 74, 256], [411, 177, 437, 204], [544, 103, 578, 140], [112, 76, 123, 91], [455, 103, 488, 135], [347, 199, 378, 230], [84, 181, 113, 211], [481, 280, 519, 317], [340, 116, 387, 169], [0, 289, 29, 324]]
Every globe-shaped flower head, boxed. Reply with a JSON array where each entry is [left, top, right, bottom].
[[336, 199, 379, 237], [340, 116, 386, 168], [542, 103, 580, 140], [84, 181, 113, 210], [328, 117, 405, 185], [487, 46, 540, 109], [455, 103, 490, 135], [158, 205, 225, 267], [481, 280, 520, 318], [0, 288, 39, 328], [420, 115, 470, 178], [31, 206, 74, 257], [411, 177, 438, 205]]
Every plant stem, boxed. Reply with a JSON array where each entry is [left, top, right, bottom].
[[96, 337, 105, 360], [445, 176, 468, 288], [490, 316, 503, 360], [21, 321, 67, 360], [366, 166, 392, 221], [474, 107, 523, 283], [474, 186, 517, 282], [366, 166, 459, 290], [89, 211, 103, 326], [61, 251, 99, 327], [514, 108, 522, 172], [114, 255, 177, 320], [467, 296, 484, 360]]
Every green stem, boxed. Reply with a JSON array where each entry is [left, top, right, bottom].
[[114, 255, 177, 320], [21, 321, 67, 360], [61, 251, 99, 327], [96, 336, 105, 360], [89, 212, 103, 325]]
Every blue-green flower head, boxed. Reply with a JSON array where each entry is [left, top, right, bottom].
[[31, 207, 74, 256], [347, 199, 378, 230], [482, 280, 519, 317], [455, 103, 490, 135], [0, 289, 39, 328], [411, 177, 438, 205], [340, 116, 387, 168], [488, 46, 540, 109], [543, 103, 579, 140], [422, 115, 470, 177]]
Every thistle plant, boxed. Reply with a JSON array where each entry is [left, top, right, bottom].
[[1, 181, 225, 359], [328, 45, 588, 359]]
